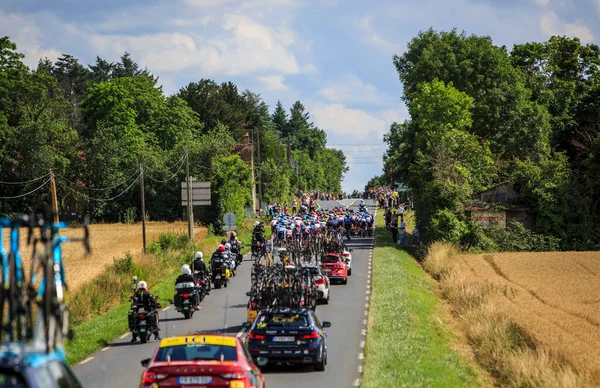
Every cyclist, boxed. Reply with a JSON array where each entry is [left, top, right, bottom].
[[132, 281, 160, 342]]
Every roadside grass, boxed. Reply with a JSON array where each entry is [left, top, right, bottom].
[[361, 212, 482, 388], [65, 220, 256, 365], [423, 242, 593, 387]]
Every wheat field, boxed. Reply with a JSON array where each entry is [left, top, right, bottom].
[[456, 251, 600, 379], [1, 222, 207, 292]]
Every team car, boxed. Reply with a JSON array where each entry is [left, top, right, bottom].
[[342, 249, 353, 276], [320, 253, 348, 284], [0, 343, 83, 388], [302, 265, 330, 304], [246, 308, 331, 371], [139, 334, 264, 388]]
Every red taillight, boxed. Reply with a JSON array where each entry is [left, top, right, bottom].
[[142, 371, 167, 383], [302, 331, 319, 339], [248, 332, 266, 340], [314, 277, 325, 285], [182, 293, 190, 298], [250, 302, 257, 309], [138, 314, 145, 318]]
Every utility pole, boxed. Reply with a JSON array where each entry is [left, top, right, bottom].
[[49, 169, 59, 223], [140, 164, 146, 254], [257, 127, 262, 210], [286, 134, 291, 165], [250, 129, 257, 213], [185, 148, 194, 242]]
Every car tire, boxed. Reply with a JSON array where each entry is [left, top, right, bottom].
[[348, 268, 352, 276], [314, 345, 326, 372]]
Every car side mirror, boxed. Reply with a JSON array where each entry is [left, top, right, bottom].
[[140, 358, 151, 368], [245, 291, 251, 296], [322, 321, 331, 328], [242, 322, 252, 328]]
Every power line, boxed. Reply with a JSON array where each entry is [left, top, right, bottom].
[[56, 169, 141, 191], [146, 152, 187, 183], [0, 177, 52, 199], [62, 170, 142, 202], [0, 172, 51, 185]]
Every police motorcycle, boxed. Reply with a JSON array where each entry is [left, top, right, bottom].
[[210, 246, 231, 289], [128, 277, 161, 343], [174, 265, 200, 319]]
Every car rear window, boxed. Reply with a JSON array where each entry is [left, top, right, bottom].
[[256, 313, 309, 327], [155, 345, 237, 362], [321, 256, 339, 263]]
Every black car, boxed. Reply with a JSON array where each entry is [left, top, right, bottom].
[[245, 308, 331, 371]]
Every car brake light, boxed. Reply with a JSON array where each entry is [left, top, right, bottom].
[[138, 314, 145, 318], [142, 371, 167, 383], [314, 277, 325, 285], [248, 332, 266, 340], [182, 293, 190, 298], [302, 331, 319, 339]]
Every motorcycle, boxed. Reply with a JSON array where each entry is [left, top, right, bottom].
[[230, 242, 244, 266], [174, 281, 198, 319], [211, 258, 230, 289], [193, 270, 211, 301], [226, 252, 237, 277], [128, 277, 161, 343]]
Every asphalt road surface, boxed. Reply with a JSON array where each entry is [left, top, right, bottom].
[[75, 199, 375, 388]]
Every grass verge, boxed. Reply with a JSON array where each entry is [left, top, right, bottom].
[[65, 219, 256, 365], [361, 212, 481, 387], [423, 242, 594, 387]]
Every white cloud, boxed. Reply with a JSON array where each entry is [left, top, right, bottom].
[[88, 14, 306, 76], [259, 75, 289, 91], [309, 102, 388, 142], [534, 0, 550, 5], [354, 15, 404, 54], [316, 74, 382, 105], [540, 11, 594, 42]]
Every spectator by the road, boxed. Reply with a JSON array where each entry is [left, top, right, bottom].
[[389, 212, 398, 243], [398, 217, 406, 245], [384, 208, 392, 230]]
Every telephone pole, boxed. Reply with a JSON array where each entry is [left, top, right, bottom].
[[185, 149, 194, 242], [257, 127, 262, 210], [49, 169, 59, 223], [140, 164, 146, 253]]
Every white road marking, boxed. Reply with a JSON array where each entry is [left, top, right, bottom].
[[162, 306, 170, 312], [101, 347, 110, 352], [353, 378, 361, 386], [358, 365, 363, 373], [365, 296, 369, 301], [364, 310, 368, 316], [364, 303, 369, 308], [363, 319, 368, 325], [366, 289, 370, 294], [120, 333, 129, 339], [358, 352, 364, 360], [361, 329, 367, 336], [79, 357, 94, 365], [360, 340, 365, 348]]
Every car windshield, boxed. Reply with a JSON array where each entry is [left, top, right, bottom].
[[256, 313, 309, 327], [155, 345, 237, 362], [321, 256, 340, 263]]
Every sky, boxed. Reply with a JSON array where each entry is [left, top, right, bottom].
[[1, 0, 600, 193]]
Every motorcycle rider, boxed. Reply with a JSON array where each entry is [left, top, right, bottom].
[[191, 251, 210, 296], [131, 281, 160, 342], [175, 264, 200, 309]]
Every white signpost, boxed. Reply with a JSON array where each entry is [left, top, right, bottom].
[[223, 212, 237, 231], [181, 179, 211, 206]]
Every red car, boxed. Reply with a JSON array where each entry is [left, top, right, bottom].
[[139, 334, 265, 388], [320, 253, 347, 284]]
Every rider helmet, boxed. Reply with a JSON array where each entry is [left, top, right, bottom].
[[195, 251, 203, 260], [230, 232, 236, 239], [221, 239, 227, 245], [137, 280, 148, 291], [225, 243, 231, 250], [253, 221, 260, 227], [181, 264, 191, 275], [218, 245, 225, 252]]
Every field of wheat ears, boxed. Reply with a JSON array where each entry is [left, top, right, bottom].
[[424, 243, 600, 387], [2, 221, 207, 292]]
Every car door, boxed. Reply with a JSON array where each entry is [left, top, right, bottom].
[[242, 342, 264, 388]]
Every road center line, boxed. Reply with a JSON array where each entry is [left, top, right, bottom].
[[79, 357, 94, 365]]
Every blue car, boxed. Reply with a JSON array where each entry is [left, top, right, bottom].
[[0, 343, 82, 387], [245, 308, 331, 371]]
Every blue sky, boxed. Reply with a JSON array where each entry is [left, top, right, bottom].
[[2, 0, 599, 192]]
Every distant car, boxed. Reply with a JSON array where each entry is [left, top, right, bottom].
[[302, 265, 330, 304], [139, 334, 264, 388], [320, 253, 348, 284], [342, 249, 353, 276], [246, 308, 331, 371], [0, 343, 83, 388]]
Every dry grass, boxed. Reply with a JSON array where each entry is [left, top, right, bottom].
[[2, 222, 206, 292], [424, 243, 598, 387]]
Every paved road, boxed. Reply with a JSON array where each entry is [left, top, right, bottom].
[[75, 200, 375, 388]]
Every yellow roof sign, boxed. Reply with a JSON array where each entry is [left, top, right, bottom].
[[159, 335, 237, 348]]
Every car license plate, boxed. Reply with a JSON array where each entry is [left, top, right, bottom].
[[215, 275, 221, 279], [177, 376, 212, 385], [273, 336, 295, 342]]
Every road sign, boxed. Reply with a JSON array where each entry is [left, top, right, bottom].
[[223, 212, 237, 225], [181, 181, 211, 206], [224, 224, 237, 231]]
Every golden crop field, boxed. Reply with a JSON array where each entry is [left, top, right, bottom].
[[2, 222, 207, 292], [456, 251, 600, 378]]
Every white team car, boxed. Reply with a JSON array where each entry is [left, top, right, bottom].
[[303, 265, 331, 304], [342, 249, 353, 276]]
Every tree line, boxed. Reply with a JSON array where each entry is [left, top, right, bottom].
[[376, 29, 600, 250], [0, 37, 347, 230]]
